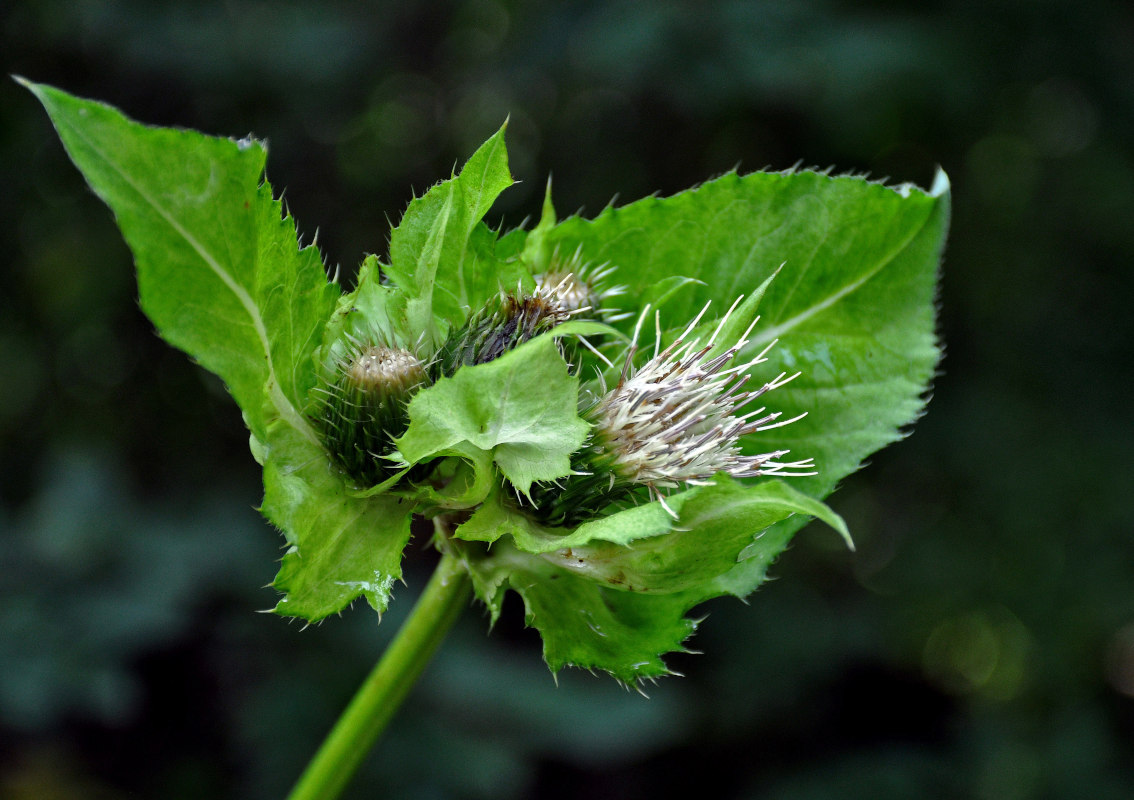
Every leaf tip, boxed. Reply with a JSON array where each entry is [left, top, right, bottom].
[[820, 504, 855, 551], [536, 177, 557, 229], [930, 167, 951, 198], [13, 74, 48, 104]]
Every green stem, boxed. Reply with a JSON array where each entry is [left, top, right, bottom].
[[286, 543, 471, 800]]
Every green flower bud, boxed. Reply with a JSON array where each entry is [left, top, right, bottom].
[[433, 290, 570, 378], [434, 253, 626, 382], [313, 341, 428, 487]]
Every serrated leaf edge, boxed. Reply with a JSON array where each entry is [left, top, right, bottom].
[[23, 79, 321, 448]]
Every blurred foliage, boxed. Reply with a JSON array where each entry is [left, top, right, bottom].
[[2, 0, 1133, 798]]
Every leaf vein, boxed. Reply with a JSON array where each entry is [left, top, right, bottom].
[[745, 207, 933, 351], [55, 113, 319, 446]]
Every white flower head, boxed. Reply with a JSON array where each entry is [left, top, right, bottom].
[[589, 297, 816, 495]]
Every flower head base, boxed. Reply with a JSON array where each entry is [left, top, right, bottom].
[[529, 299, 814, 526], [313, 339, 428, 487]]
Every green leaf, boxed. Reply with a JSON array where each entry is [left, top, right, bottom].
[[263, 421, 414, 619], [639, 275, 707, 313], [532, 168, 949, 595], [27, 79, 948, 683], [463, 538, 698, 683], [385, 123, 514, 342], [21, 79, 338, 444], [395, 335, 589, 497], [459, 477, 847, 678], [542, 478, 849, 595]]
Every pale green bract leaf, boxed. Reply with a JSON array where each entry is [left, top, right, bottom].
[[401, 442, 497, 510], [639, 275, 707, 313], [695, 269, 777, 361], [318, 255, 411, 357], [21, 79, 338, 445], [466, 221, 533, 298], [456, 477, 848, 681], [541, 478, 849, 594], [457, 475, 846, 555], [395, 335, 590, 497]]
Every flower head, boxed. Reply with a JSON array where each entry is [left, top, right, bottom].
[[529, 298, 814, 525], [593, 300, 815, 489]]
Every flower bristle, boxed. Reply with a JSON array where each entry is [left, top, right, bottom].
[[528, 299, 815, 526]]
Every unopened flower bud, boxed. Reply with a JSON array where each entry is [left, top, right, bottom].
[[434, 289, 572, 378], [313, 342, 428, 486]]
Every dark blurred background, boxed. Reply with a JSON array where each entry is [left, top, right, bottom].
[[3, 1, 1132, 798]]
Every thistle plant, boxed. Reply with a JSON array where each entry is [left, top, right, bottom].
[[22, 78, 949, 800]]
